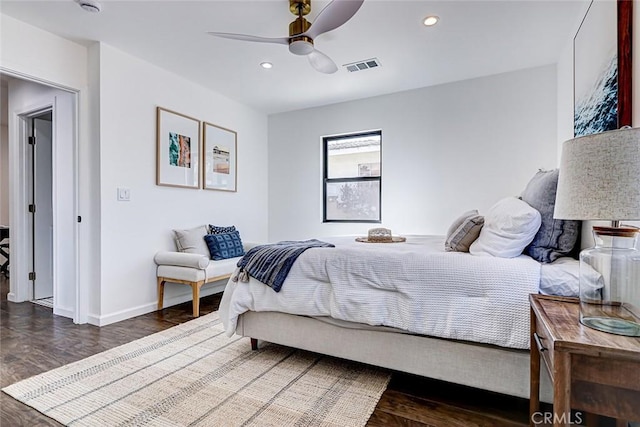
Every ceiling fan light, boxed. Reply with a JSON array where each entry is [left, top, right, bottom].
[[289, 39, 314, 56], [423, 15, 439, 26], [308, 50, 337, 74]]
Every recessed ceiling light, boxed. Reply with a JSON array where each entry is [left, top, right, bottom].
[[423, 15, 439, 26], [260, 62, 273, 69], [77, 0, 102, 13]]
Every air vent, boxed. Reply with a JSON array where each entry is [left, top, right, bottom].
[[343, 58, 381, 73]]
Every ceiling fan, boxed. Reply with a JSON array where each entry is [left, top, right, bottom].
[[208, 0, 364, 74]]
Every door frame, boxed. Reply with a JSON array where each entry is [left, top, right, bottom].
[[3, 70, 81, 323]]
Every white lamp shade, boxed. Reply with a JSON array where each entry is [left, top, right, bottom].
[[554, 127, 640, 220]]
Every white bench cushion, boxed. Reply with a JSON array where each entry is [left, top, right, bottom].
[[157, 256, 241, 283], [154, 251, 209, 269]]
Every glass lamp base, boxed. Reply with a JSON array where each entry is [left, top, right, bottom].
[[578, 226, 640, 338], [580, 316, 640, 337]]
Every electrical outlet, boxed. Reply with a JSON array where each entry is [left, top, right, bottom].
[[117, 187, 131, 201]]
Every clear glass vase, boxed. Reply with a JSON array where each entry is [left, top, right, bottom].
[[579, 226, 640, 336]]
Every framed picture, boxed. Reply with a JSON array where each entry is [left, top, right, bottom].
[[573, 0, 633, 137], [156, 107, 201, 188], [203, 121, 237, 192]]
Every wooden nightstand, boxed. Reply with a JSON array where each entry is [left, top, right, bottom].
[[529, 294, 640, 427]]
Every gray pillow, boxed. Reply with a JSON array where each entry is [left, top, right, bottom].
[[520, 169, 580, 263], [445, 210, 485, 252], [173, 225, 209, 257]]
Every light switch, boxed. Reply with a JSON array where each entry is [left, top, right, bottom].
[[117, 187, 131, 201]]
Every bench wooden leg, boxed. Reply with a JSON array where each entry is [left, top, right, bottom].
[[251, 338, 258, 350], [157, 278, 166, 311], [191, 281, 205, 317], [157, 275, 231, 316]]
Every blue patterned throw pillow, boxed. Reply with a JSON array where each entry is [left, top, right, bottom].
[[208, 224, 236, 234], [204, 231, 245, 260]]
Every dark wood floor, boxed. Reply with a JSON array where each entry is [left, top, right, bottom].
[[1, 275, 539, 427]]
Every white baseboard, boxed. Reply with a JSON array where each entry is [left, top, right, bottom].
[[53, 306, 74, 319], [87, 282, 226, 327], [6, 294, 74, 319]]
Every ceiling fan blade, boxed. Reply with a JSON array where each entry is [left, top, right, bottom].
[[207, 32, 289, 45], [304, 0, 364, 39], [308, 49, 338, 74]]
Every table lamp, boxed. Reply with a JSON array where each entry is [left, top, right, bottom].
[[554, 127, 640, 336]]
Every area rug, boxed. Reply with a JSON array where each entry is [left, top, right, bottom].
[[2, 312, 390, 427]]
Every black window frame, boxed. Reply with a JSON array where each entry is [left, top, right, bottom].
[[322, 130, 382, 223]]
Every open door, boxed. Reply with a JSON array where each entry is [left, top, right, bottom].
[[28, 111, 54, 301]]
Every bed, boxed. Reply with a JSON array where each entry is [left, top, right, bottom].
[[218, 170, 583, 403], [219, 233, 579, 402]]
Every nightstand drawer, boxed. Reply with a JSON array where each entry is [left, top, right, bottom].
[[534, 317, 554, 376]]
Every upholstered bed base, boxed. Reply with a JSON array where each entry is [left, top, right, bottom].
[[236, 311, 553, 402]]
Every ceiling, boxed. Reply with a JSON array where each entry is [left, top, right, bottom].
[[0, 0, 587, 115]]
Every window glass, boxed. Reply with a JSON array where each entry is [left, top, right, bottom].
[[323, 131, 381, 223], [325, 181, 380, 221], [327, 135, 381, 179]]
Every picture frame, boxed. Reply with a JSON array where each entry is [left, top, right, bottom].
[[573, 0, 633, 137], [156, 107, 201, 189], [203, 121, 237, 192]]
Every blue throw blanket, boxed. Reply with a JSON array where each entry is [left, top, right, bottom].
[[232, 239, 335, 292]]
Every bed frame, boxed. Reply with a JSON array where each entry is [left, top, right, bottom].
[[236, 310, 553, 402]]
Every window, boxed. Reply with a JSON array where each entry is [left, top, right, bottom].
[[323, 130, 381, 222]]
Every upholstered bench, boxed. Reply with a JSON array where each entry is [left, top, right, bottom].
[[154, 252, 243, 317], [154, 224, 258, 317]]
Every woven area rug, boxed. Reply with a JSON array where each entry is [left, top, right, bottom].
[[2, 312, 390, 427]]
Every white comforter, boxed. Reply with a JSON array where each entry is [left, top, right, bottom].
[[220, 235, 541, 349]]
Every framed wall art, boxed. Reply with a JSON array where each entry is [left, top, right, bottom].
[[573, 0, 633, 137], [156, 107, 201, 188], [203, 121, 237, 192]]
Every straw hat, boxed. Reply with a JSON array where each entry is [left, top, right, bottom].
[[355, 228, 406, 243]]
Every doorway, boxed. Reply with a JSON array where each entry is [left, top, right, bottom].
[[28, 110, 54, 304], [3, 73, 80, 322]]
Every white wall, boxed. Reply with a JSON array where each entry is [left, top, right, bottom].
[[1, 15, 269, 325], [95, 43, 268, 325], [5, 2, 633, 322], [268, 65, 558, 241], [1, 14, 92, 322], [0, 15, 87, 90]]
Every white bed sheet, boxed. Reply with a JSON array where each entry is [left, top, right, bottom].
[[539, 257, 580, 297], [220, 235, 542, 349]]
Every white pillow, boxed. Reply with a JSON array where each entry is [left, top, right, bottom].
[[469, 197, 542, 258], [539, 257, 579, 297], [173, 225, 209, 257]]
